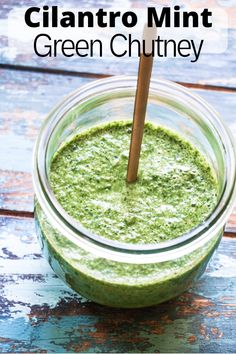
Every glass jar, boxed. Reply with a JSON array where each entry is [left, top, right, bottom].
[[33, 76, 236, 308]]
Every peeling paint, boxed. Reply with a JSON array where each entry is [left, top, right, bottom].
[[0, 216, 236, 352], [207, 254, 236, 278]]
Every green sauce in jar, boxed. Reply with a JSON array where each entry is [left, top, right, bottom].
[[35, 121, 220, 308], [50, 121, 218, 244]]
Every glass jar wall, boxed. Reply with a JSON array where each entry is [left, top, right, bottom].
[[33, 77, 236, 308]]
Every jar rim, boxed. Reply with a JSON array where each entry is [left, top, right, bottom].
[[33, 76, 236, 259]]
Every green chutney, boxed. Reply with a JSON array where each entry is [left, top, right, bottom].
[[50, 121, 218, 243], [35, 121, 220, 308]]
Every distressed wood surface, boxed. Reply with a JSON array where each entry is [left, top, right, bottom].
[[0, 69, 92, 211], [0, 215, 235, 353], [1, 0, 236, 87], [0, 68, 236, 231]]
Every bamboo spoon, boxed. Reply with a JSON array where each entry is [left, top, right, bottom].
[[127, 25, 156, 183]]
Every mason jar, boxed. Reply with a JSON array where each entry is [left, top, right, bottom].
[[33, 76, 236, 308]]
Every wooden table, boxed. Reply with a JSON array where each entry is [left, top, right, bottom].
[[1, 1, 236, 352]]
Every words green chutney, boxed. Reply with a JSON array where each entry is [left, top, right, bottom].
[[36, 121, 220, 307]]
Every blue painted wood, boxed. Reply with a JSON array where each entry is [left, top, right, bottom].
[[0, 216, 235, 352]]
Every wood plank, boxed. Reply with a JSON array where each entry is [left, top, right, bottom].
[[1, 68, 236, 231], [0, 69, 92, 211], [1, 1, 236, 87], [0, 215, 235, 353]]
